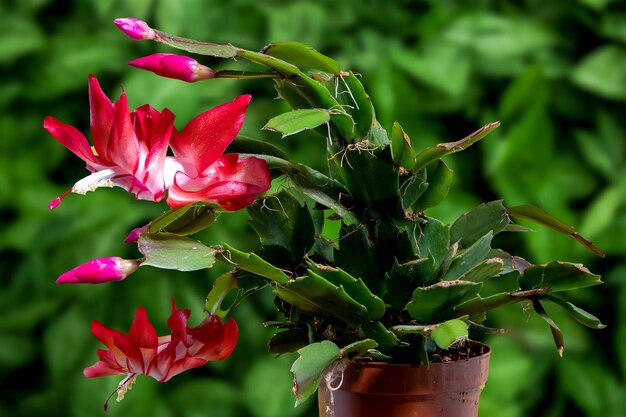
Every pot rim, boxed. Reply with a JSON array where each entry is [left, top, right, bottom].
[[349, 340, 491, 369]]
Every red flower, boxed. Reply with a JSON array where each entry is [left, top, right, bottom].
[[165, 95, 272, 210], [44, 75, 175, 208], [84, 301, 237, 404]]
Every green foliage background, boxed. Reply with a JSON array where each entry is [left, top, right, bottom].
[[1, 0, 625, 416]]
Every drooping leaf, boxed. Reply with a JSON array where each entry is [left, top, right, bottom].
[[412, 160, 454, 212], [205, 272, 239, 318], [444, 232, 494, 281], [431, 319, 469, 349], [532, 298, 564, 356], [138, 233, 217, 271], [263, 109, 331, 138], [413, 121, 500, 171], [507, 205, 604, 256], [540, 294, 606, 329], [406, 280, 482, 323], [519, 262, 603, 292], [275, 270, 370, 326], [307, 262, 385, 320], [154, 30, 238, 57], [290, 341, 341, 406], [262, 41, 341, 74], [219, 243, 290, 284], [451, 200, 510, 247]]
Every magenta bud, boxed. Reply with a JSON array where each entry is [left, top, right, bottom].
[[114, 18, 156, 41], [56, 257, 140, 284], [128, 53, 215, 82], [124, 225, 149, 243]]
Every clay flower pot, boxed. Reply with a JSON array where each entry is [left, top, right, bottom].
[[318, 342, 491, 417]]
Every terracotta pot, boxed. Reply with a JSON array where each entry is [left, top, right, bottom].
[[318, 342, 490, 417]]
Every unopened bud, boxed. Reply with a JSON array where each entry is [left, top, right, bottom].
[[128, 53, 215, 82], [56, 257, 140, 284], [124, 225, 149, 243], [114, 18, 156, 41]]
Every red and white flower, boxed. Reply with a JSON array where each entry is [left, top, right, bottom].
[[44, 75, 175, 207], [84, 301, 238, 404], [165, 95, 272, 210]]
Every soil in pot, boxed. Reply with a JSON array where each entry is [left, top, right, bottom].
[[318, 341, 490, 417]]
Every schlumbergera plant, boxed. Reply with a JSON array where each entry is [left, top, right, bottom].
[[46, 18, 606, 408]]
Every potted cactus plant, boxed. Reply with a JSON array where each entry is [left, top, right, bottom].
[[45, 18, 605, 417]]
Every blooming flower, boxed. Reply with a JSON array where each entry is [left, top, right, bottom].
[[129, 53, 215, 82], [56, 257, 140, 284], [84, 302, 238, 405], [44, 75, 175, 207], [113, 18, 156, 41], [165, 95, 272, 210]]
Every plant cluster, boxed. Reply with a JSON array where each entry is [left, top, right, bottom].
[[46, 17, 605, 408]]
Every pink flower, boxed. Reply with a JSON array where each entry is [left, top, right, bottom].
[[129, 54, 215, 83], [44, 75, 175, 207], [84, 302, 238, 405], [165, 95, 272, 210], [56, 257, 140, 284], [113, 18, 156, 41]]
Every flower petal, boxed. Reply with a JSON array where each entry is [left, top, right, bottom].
[[129, 306, 158, 349], [43, 116, 99, 165], [88, 75, 115, 160], [107, 90, 140, 172], [170, 95, 251, 173]]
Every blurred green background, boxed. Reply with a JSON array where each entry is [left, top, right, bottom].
[[1, 0, 625, 416]]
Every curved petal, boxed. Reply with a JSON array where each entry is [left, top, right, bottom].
[[160, 357, 206, 382], [88, 75, 114, 159], [166, 155, 270, 210], [132, 105, 175, 197], [213, 154, 272, 195], [195, 317, 238, 361], [129, 307, 158, 349], [107, 90, 140, 172], [43, 116, 99, 165], [84, 360, 126, 378], [171, 95, 251, 173], [166, 175, 263, 210]]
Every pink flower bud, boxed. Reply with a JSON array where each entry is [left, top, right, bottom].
[[56, 257, 140, 284], [124, 225, 149, 243], [128, 54, 215, 82], [114, 18, 156, 41]]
